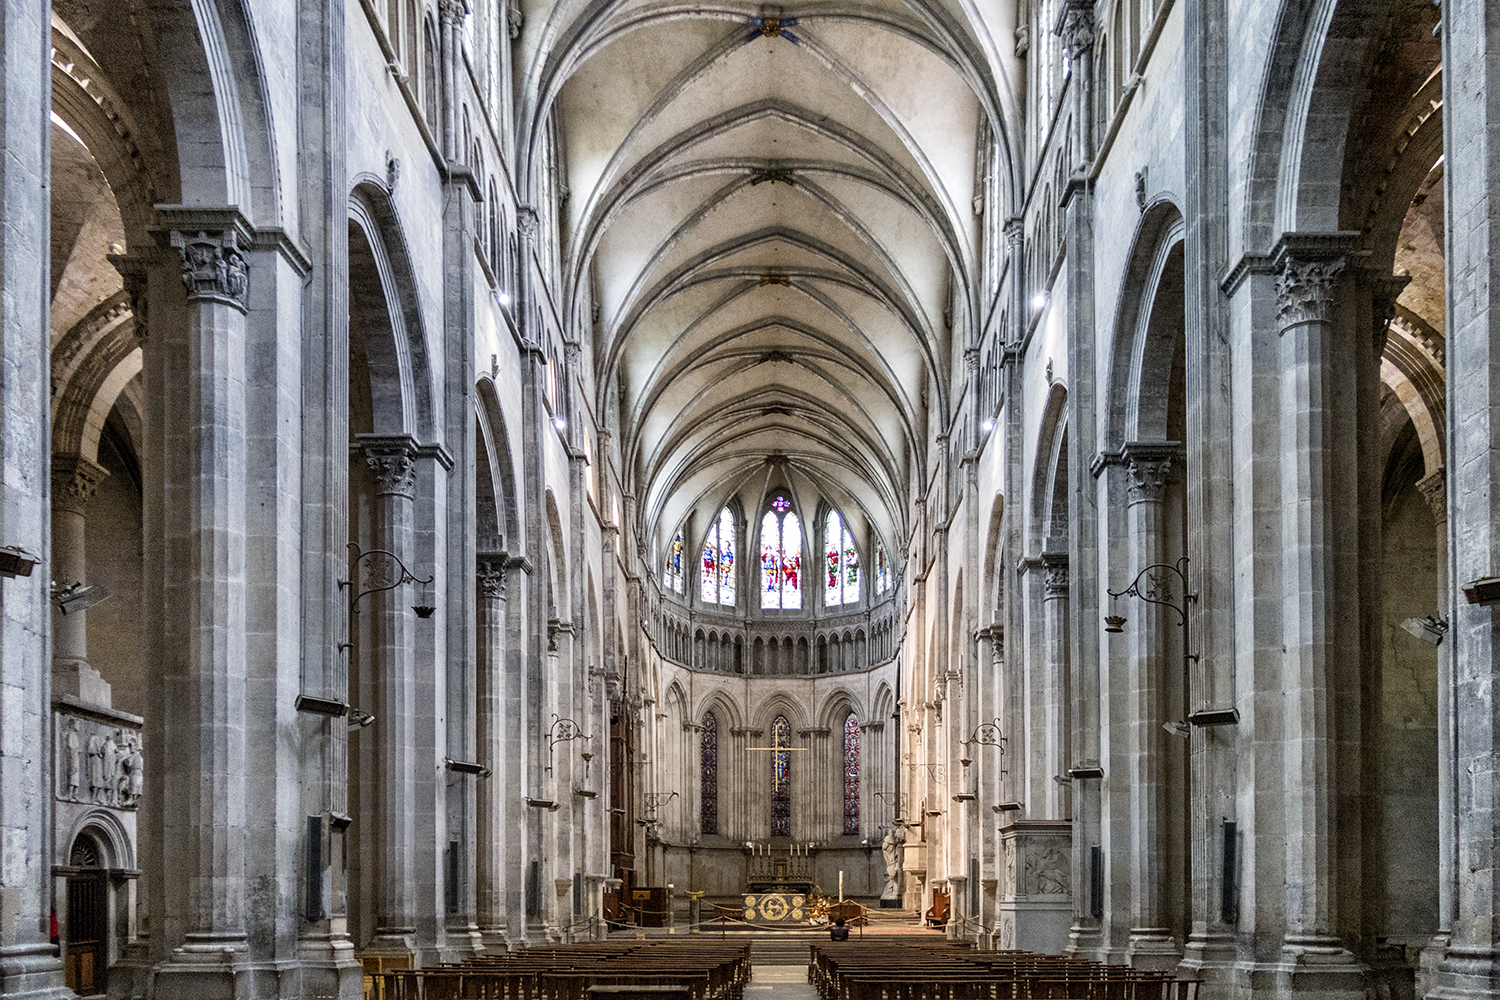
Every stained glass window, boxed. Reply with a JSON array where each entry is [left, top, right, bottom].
[[823, 511, 860, 607], [664, 531, 685, 594], [761, 497, 802, 610], [699, 508, 737, 606], [701, 712, 719, 835], [843, 712, 860, 835], [771, 714, 792, 836], [875, 545, 888, 595]]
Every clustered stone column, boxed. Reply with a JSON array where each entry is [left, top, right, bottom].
[[1039, 552, 1069, 821], [1272, 253, 1363, 993], [360, 436, 420, 957], [475, 553, 508, 947], [1122, 447, 1177, 968], [50, 454, 110, 703], [153, 227, 253, 994]]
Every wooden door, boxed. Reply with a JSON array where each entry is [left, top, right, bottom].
[[65, 873, 106, 993]]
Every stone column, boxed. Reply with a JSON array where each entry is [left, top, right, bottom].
[[1121, 448, 1179, 969], [0, 1, 68, 995], [359, 436, 420, 958], [150, 227, 252, 998], [1040, 553, 1070, 822], [476, 554, 508, 948], [1433, 11, 1500, 982], [437, 0, 463, 160], [1273, 253, 1364, 995], [1055, 0, 1103, 962], [1417, 469, 1454, 948], [50, 455, 110, 704]]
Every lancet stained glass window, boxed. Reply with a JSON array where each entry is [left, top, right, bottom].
[[664, 531, 685, 594], [875, 545, 888, 595], [823, 511, 860, 607], [700, 508, 737, 606], [843, 712, 860, 835], [701, 712, 719, 835], [771, 714, 792, 836], [761, 496, 802, 610]]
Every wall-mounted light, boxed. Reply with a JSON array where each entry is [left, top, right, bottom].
[[1162, 721, 1190, 740], [1400, 614, 1449, 646], [339, 543, 436, 647], [553, 416, 567, 431], [496, 291, 512, 307], [545, 714, 593, 773], [0, 546, 40, 578], [982, 418, 994, 433], [444, 757, 492, 778], [52, 582, 109, 615], [1463, 577, 1500, 605], [347, 709, 376, 730], [1031, 292, 1048, 312]]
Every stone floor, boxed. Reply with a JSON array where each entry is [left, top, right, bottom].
[[747, 965, 818, 999]]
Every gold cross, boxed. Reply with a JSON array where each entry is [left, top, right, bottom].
[[745, 742, 807, 792]]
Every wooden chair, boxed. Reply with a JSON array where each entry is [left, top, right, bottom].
[[925, 890, 951, 927]]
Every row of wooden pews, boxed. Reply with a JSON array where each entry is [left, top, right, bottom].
[[368, 940, 752, 1000], [808, 940, 1198, 1000]]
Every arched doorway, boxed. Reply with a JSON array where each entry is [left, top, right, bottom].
[[64, 833, 107, 994]]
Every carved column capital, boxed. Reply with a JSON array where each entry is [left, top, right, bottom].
[[438, 0, 467, 24], [52, 454, 110, 515], [170, 230, 249, 310], [107, 251, 151, 344], [1416, 467, 1447, 525], [1370, 274, 1412, 356], [1055, 0, 1096, 58], [477, 553, 508, 599], [516, 206, 538, 240], [1275, 256, 1345, 331], [361, 436, 419, 498], [1042, 553, 1069, 600], [1122, 445, 1175, 504]]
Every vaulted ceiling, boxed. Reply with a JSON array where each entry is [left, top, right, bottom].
[[517, 0, 1021, 558]]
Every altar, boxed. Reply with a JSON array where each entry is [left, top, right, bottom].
[[742, 892, 807, 924], [744, 843, 816, 895]]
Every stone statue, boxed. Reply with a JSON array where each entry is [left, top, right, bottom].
[[881, 822, 907, 897], [64, 718, 81, 800], [87, 730, 105, 803], [101, 729, 120, 805], [119, 733, 143, 806]]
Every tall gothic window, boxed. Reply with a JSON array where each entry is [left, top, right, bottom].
[[770, 714, 793, 836], [760, 496, 802, 610], [875, 544, 889, 595], [700, 508, 737, 606], [701, 712, 719, 835], [843, 712, 860, 835], [663, 531, 684, 594], [823, 510, 860, 607]]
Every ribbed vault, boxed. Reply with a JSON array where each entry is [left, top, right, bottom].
[[517, 0, 1020, 565]]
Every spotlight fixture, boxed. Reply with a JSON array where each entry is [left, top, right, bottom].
[[1400, 614, 1449, 646], [444, 757, 492, 778], [52, 582, 109, 615], [982, 418, 994, 432], [347, 709, 376, 730], [553, 416, 567, 431], [1463, 577, 1500, 605], [1162, 720, 1190, 740], [1031, 292, 1048, 312], [0, 546, 40, 578], [496, 291, 511, 306]]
